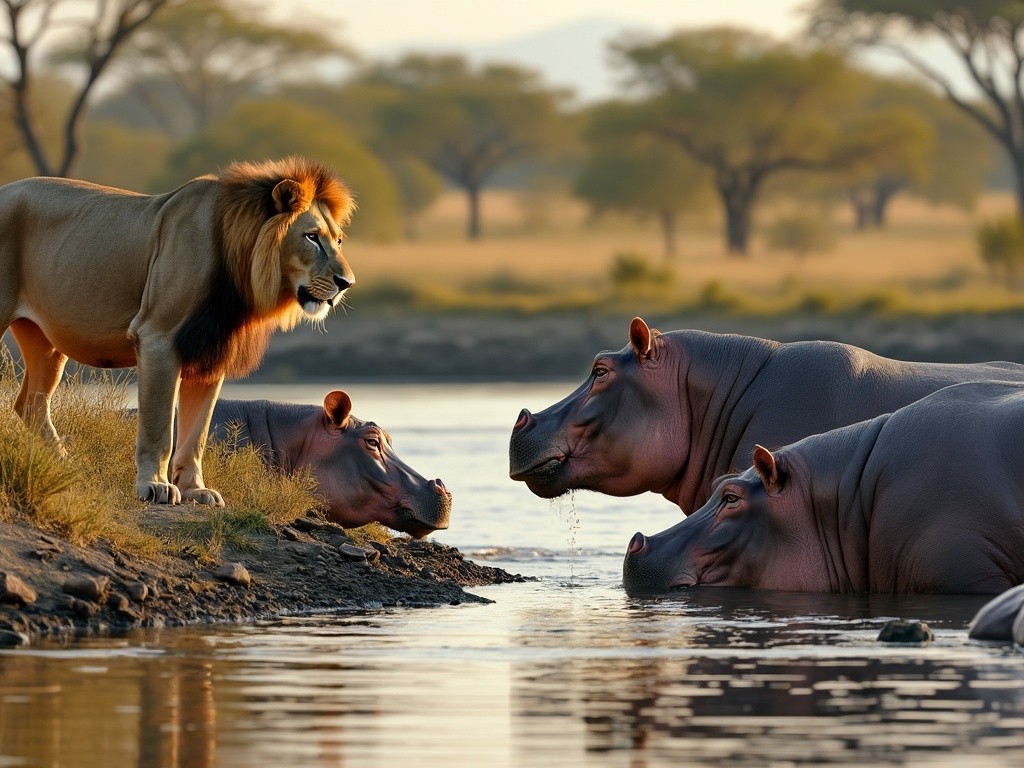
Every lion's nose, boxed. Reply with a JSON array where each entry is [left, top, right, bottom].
[[334, 274, 353, 292]]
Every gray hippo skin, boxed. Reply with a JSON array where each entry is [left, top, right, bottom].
[[968, 584, 1024, 642], [622, 381, 1024, 595], [510, 317, 1024, 514], [210, 391, 451, 538]]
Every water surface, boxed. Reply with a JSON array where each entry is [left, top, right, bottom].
[[1, 383, 1022, 767]]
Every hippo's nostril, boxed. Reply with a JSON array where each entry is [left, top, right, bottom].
[[432, 478, 448, 494], [513, 409, 532, 431], [627, 532, 646, 556]]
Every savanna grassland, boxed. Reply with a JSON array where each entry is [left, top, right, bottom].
[[345, 189, 1022, 317]]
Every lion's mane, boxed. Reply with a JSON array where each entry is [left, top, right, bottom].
[[175, 157, 354, 382]]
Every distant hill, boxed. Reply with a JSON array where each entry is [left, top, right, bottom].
[[374, 16, 657, 103]]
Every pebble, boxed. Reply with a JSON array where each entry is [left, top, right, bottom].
[[878, 619, 934, 644], [213, 562, 251, 588], [123, 580, 149, 603], [337, 543, 368, 560], [106, 593, 129, 612], [0, 572, 37, 606], [0, 629, 29, 647], [62, 575, 109, 603]]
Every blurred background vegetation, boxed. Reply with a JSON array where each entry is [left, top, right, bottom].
[[3, 0, 1024, 319]]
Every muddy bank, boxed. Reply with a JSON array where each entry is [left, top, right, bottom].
[[256, 310, 1024, 382], [0, 510, 528, 647]]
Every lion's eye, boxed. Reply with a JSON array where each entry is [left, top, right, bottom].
[[723, 492, 740, 505], [304, 233, 318, 243]]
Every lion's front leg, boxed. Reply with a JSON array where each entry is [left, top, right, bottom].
[[172, 375, 225, 507], [134, 336, 182, 505]]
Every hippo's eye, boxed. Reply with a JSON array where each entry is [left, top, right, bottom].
[[365, 437, 380, 451], [592, 366, 608, 378], [722, 492, 740, 505]]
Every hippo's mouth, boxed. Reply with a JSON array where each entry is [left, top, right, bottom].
[[509, 453, 566, 482], [394, 505, 450, 540]]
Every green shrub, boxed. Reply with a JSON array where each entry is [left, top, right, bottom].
[[977, 217, 1024, 287], [764, 214, 836, 258], [609, 251, 673, 289]]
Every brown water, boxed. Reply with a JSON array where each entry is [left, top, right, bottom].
[[2, 384, 1023, 766]]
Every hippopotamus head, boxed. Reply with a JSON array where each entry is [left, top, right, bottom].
[[509, 317, 687, 499], [623, 445, 824, 595], [305, 391, 451, 538]]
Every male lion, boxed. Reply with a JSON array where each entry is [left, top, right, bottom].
[[0, 157, 355, 507]]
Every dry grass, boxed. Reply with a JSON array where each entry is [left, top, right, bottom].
[[343, 189, 1024, 317], [0, 349, 329, 558]]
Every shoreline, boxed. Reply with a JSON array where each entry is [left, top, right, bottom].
[[0, 510, 528, 648]]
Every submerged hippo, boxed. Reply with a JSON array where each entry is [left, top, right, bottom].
[[967, 584, 1024, 643], [510, 317, 1024, 514], [209, 391, 451, 538], [622, 381, 1024, 595]]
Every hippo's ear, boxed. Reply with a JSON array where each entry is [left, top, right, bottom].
[[753, 445, 784, 492], [323, 390, 352, 430], [629, 316, 653, 362]]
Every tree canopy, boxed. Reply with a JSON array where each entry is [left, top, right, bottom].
[[367, 54, 572, 239], [610, 28, 883, 253]]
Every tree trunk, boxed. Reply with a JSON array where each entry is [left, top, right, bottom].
[[466, 184, 482, 240], [660, 210, 678, 261], [852, 200, 871, 230], [720, 187, 753, 255]]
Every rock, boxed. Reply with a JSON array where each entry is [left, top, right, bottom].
[[71, 598, 97, 619], [878, 619, 934, 644], [123, 580, 149, 603], [370, 541, 390, 556], [0, 572, 37, 606], [62, 574, 109, 603], [0, 629, 29, 647], [291, 516, 333, 534], [337, 543, 368, 560], [420, 566, 435, 580], [213, 562, 251, 588], [364, 548, 381, 564], [106, 593, 129, 612]]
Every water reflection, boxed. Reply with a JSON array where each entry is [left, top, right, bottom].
[[3, 586, 1024, 767]]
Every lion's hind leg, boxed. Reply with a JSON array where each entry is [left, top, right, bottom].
[[9, 319, 68, 457]]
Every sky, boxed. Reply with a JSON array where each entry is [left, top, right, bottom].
[[290, 0, 809, 50]]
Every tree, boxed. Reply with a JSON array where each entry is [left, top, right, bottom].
[[111, 0, 350, 137], [0, 0, 171, 177], [369, 55, 571, 240], [75, 120, 171, 191], [165, 98, 402, 241], [388, 155, 443, 239], [575, 103, 712, 259], [811, 1, 1024, 217], [611, 29, 879, 254]]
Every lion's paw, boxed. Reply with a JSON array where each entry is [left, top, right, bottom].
[[137, 481, 181, 505], [182, 487, 225, 508]]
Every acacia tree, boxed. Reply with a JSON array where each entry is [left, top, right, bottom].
[[811, 1, 1024, 217], [371, 55, 571, 240], [0, 0, 171, 177], [576, 103, 712, 259], [113, 0, 348, 136], [611, 29, 880, 254]]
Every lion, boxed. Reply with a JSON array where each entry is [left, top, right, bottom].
[[0, 156, 355, 507]]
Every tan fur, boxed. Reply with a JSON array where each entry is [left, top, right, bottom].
[[0, 156, 355, 507]]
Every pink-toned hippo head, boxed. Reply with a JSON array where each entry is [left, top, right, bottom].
[[509, 317, 688, 499], [622, 446, 827, 595], [305, 391, 451, 538]]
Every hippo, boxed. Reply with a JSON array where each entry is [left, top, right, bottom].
[[510, 317, 1024, 514], [622, 381, 1024, 595], [967, 584, 1024, 643], [209, 391, 451, 538]]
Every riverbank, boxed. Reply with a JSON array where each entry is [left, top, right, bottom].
[[0, 507, 527, 647], [255, 309, 1024, 382]]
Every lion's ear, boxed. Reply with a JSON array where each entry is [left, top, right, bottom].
[[272, 179, 311, 214]]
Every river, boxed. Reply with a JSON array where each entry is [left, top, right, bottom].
[[2, 382, 1023, 767]]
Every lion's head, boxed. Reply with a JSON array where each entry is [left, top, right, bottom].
[[177, 157, 356, 382], [216, 156, 356, 330]]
